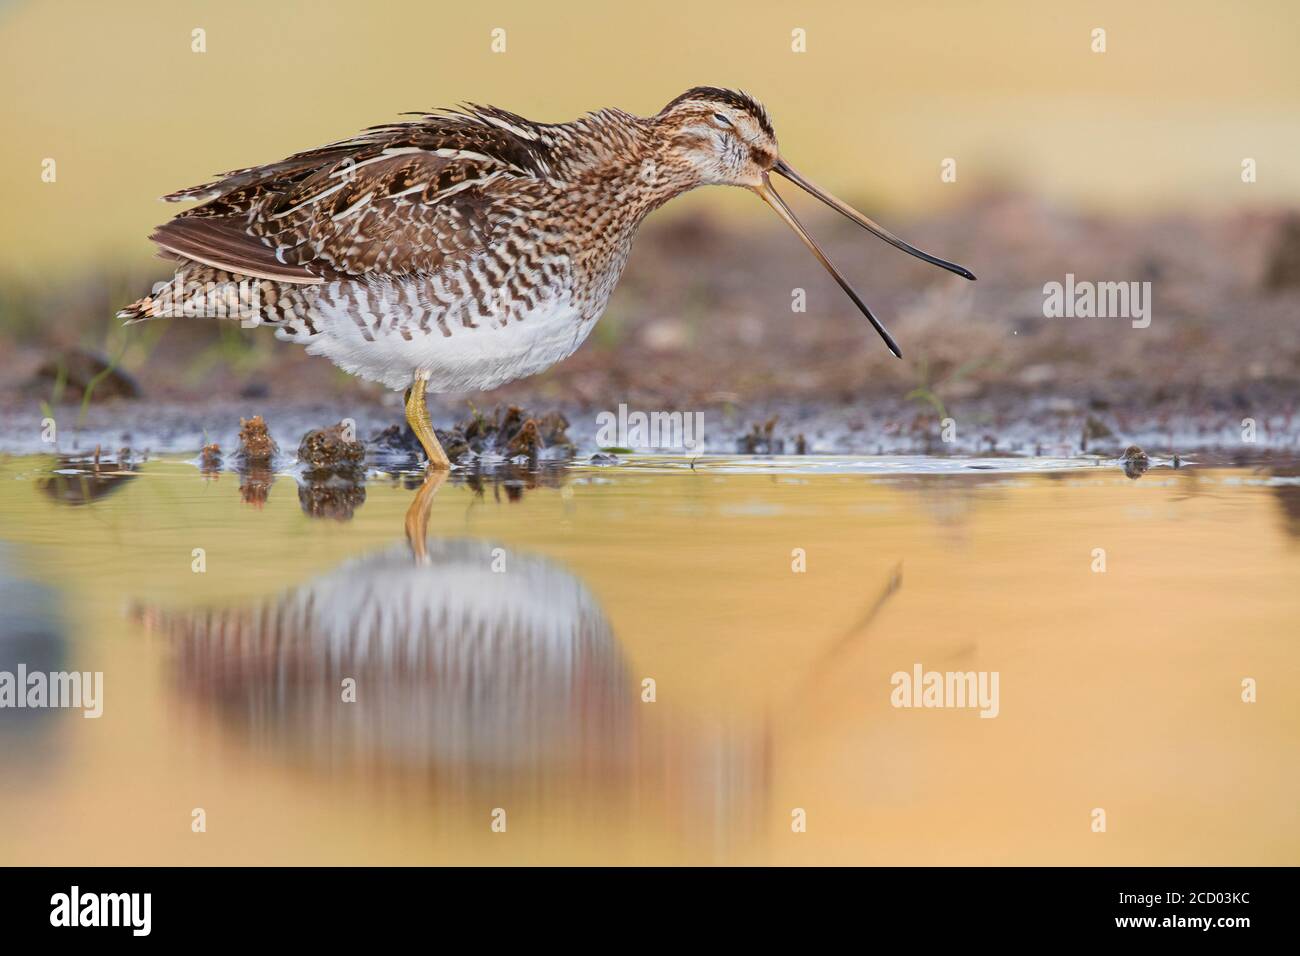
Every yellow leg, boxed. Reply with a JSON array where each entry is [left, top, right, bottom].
[[404, 372, 450, 471]]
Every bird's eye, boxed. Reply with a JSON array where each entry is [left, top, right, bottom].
[[713, 112, 732, 128]]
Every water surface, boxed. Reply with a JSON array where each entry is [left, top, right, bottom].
[[1, 455, 1297, 865]]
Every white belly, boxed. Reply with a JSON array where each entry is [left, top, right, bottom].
[[296, 276, 597, 392]]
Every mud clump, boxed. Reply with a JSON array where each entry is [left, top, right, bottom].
[[293, 422, 367, 520], [444, 403, 572, 463], [738, 417, 791, 455], [199, 443, 222, 474], [235, 415, 278, 465], [505, 419, 543, 458], [369, 405, 572, 465], [297, 423, 365, 471], [1121, 444, 1151, 480], [234, 417, 277, 507], [440, 405, 573, 462]]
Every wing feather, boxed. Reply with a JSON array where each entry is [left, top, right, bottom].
[[149, 114, 555, 281]]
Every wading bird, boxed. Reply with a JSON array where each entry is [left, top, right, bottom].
[[120, 87, 975, 469]]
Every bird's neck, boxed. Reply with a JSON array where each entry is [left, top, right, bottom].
[[547, 112, 705, 215]]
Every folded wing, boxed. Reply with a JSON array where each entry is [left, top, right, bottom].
[[150, 115, 555, 283]]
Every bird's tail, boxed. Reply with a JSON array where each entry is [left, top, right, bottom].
[[118, 265, 273, 326], [117, 295, 160, 324]]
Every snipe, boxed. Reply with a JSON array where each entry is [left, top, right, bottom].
[[120, 87, 975, 469]]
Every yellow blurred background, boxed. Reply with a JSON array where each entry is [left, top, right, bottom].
[[3, 0, 1299, 276]]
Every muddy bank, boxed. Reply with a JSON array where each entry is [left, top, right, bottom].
[[2, 388, 1295, 462]]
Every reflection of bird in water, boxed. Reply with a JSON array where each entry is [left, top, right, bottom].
[[133, 481, 773, 848], [138, 536, 633, 776], [129, 477, 909, 853]]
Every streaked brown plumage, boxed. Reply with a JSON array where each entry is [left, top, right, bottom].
[[120, 87, 974, 469]]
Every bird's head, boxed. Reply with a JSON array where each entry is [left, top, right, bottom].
[[654, 86, 780, 188], [653, 86, 976, 358]]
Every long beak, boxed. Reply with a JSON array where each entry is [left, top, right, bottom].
[[773, 159, 977, 281], [752, 174, 903, 358]]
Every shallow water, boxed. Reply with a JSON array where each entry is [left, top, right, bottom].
[[1, 454, 1297, 865]]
